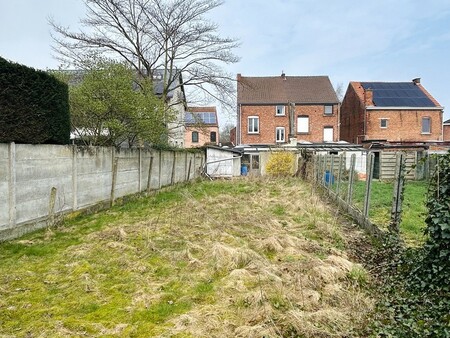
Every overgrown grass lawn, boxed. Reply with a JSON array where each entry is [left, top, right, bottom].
[[0, 178, 374, 337]]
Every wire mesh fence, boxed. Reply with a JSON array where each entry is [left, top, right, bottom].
[[306, 151, 430, 242]]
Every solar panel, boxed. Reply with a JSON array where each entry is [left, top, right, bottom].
[[184, 112, 217, 124], [361, 82, 436, 107]]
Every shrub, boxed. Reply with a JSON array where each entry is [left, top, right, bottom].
[[266, 152, 295, 177], [0, 57, 70, 144]]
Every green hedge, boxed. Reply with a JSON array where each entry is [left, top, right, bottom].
[[0, 57, 70, 144]]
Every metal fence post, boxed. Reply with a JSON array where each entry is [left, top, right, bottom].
[[329, 154, 335, 190], [363, 152, 375, 219], [336, 153, 344, 196], [389, 152, 406, 234], [347, 154, 356, 205]]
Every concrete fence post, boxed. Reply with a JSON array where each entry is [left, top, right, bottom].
[[187, 156, 192, 182], [48, 187, 57, 227], [110, 149, 118, 207], [147, 155, 154, 193], [8, 142, 16, 228], [138, 148, 142, 192], [158, 150, 162, 189], [171, 151, 177, 185], [72, 145, 78, 211]]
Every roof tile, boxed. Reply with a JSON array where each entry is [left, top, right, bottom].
[[237, 75, 339, 104]]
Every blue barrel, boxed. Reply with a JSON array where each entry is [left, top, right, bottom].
[[324, 170, 334, 185], [241, 164, 248, 176]]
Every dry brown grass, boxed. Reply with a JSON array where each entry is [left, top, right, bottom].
[[0, 177, 374, 337]]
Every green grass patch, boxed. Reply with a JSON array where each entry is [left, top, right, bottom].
[[352, 180, 428, 244]]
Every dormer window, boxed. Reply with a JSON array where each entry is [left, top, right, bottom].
[[276, 105, 285, 116]]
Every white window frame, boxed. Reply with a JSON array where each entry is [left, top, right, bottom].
[[275, 127, 285, 142], [275, 105, 285, 116], [380, 118, 388, 128], [297, 116, 309, 133], [248, 116, 259, 134], [324, 105, 333, 115], [421, 117, 431, 134], [323, 126, 334, 142]]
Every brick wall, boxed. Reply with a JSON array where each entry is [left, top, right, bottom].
[[366, 110, 443, 142], [443, 125, 450, 141], [239, 104, 339, 144], [340, 84, 365, 143], [184, 125, 219, 148]]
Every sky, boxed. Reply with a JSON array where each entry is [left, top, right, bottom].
[[1, 0, 450, 126]]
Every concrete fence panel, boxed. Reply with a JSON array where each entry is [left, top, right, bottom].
[[0, 143, 204, 241], [14, 144, 74, 224], [0, 144, 10, 229], [76, 147, 113, 209]]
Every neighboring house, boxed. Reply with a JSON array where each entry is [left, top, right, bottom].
[[184, 107, 219, 148], [443, 119, 450, 141], [151, 69, 187, 148], [229, 127, 237, 146], [236, 73, 340, 145], [340, 79, 443, 144]]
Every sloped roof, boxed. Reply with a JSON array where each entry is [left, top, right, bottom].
[[152, 69, 182, 99], [350, 81, 441, 108], [58, 68, 182, 99], [185, 106, 218, 126], [444, 119, 450, 125], [237, 74, 339, 105]]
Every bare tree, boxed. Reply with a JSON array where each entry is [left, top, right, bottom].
[[334, 82, 345, 102], [219, 122, 234, 144], [50, 0, 239, 109]]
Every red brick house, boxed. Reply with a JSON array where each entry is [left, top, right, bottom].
[[236, 73, 340, 145], [184, 107, 219, 148], [340, 79, 443, 144], [444, 119, 450, 141]]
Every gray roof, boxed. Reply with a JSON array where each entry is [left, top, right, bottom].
[[57, 68, 182, 99], [237, 74, 339, 105], [152, 69, 182, 99]]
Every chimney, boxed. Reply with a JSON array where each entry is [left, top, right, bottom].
[[364, 88, 373, 106], [237, 73, 242, 81], [412, 78, 421, 85], [281, 71, 286, 80]]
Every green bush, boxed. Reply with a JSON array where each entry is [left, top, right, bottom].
[[0, 57, 70, 144], [265, 152, 295, 177]]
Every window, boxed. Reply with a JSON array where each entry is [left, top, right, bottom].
[[323, 127, 334, 142], [276, 105, 285, 116], [324, 105, 333, 115], [210, 131, 217, 142], [380, 119, 388, 128], [275, 127, 285, 142], [191, 131, 199, 143], [248, 116, 259, 133], [252, 155, 260, 170], [297, 116, 309, 133], [422, 117, 431, 134]]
